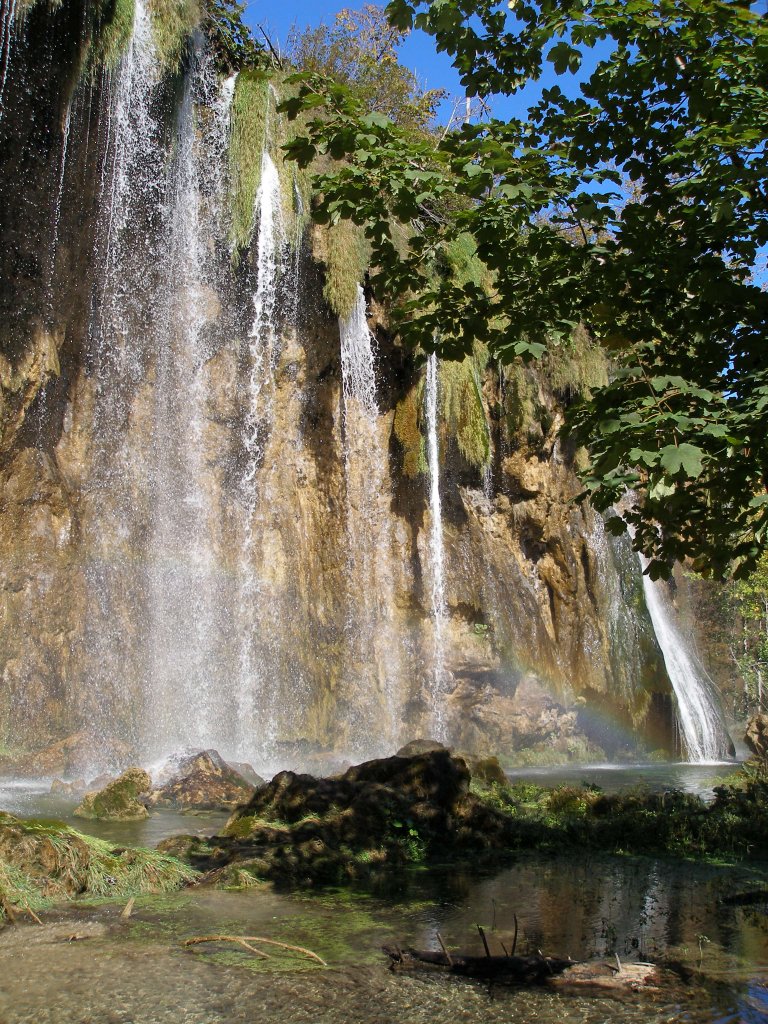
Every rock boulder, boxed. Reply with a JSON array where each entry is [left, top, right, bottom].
[[148, 750, 258, 811], [73, 767, 152, 821]]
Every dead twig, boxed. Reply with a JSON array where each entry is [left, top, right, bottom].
[[436, 931, 453, 967], [22, 901, 42, 925], [120, 897, 135, 919], [184, 935, 272, 959], [477, 924, 492, 958], [184, 934, 327, 966]]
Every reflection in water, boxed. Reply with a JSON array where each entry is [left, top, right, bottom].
[[0, 850, 765, 1024], [0, 781, 228, 847], [504, 761, 739, 799]]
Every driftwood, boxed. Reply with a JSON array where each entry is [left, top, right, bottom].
[[384, 943, 665, 994], [183, 935, 327, 966], [384, 945, 575, 985]]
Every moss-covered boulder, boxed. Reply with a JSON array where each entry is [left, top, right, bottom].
[[0, 813, 197, 921], [73, 767, 152, 821], [148, 750, 259, 811], [395, 739, 447, 757], [174, 750, 516, 886]]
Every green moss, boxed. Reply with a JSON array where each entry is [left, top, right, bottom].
[[439, 351, 491, 470], [443, 232, 492, 290], [228, 71, 271, 253], [319, 219, 369, 318], [393, 378, 427, 477], [546, 323, 609, 400], [501, 360, 539, 440], [148, 0, 200, 68], [87, 0, 135, 70]]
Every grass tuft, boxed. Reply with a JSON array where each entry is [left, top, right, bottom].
[[393, 378, 427, 477], [228, 70, 271, 254], [0, 815, 197, 921], [318, 219, 369, 319]]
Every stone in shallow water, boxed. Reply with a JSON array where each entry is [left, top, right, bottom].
[[149, 750, 258, 811], [73, 767, 152, 821]]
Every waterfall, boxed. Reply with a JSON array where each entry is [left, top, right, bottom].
[[639, 559, 732, 762], [235, 148, 287, 760], [144, 43, 230, 756], [425, 352, 447, 740], [0, 0, 16, 118], [45, 100, 72, 316], [338, 286, 403, 753], [81, 0, 166, 763]]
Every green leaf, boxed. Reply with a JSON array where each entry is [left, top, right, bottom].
[[659, 444, 704, 478]]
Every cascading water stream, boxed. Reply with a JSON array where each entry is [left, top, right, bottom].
[[639, 559, 732, 762], [338, 286, 403, 752], [46, 100, 72, 310], [0, 0, 17, 118], [425, 352, 447, 740], [235, 147, 287, 760], [144, 43, 229, 756]]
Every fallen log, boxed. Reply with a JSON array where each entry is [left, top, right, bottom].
[[384, 945, 666, 994], [384, 945, 574, 984]]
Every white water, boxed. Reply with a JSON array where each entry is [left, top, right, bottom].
[[145, 43, 228, 755], [639, 558, 731, 762], [340, 287, 378, 421], [46, 100, 72, 302], [0, 0, 16, 118], [236, 148, 287, 760], [425, 352, 447, 740], [338, 286, 404, 752]]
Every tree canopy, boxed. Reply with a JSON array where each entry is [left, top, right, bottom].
[[282, 0, 768, 579], [288, 4, 445, 131]]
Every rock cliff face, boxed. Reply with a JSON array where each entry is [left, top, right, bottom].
[[0, 2, 678, 775]]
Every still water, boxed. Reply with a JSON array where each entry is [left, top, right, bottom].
[[0, 852, 766, 1023], [1, 765, 766, 1024], [505, 761, 740, 799]]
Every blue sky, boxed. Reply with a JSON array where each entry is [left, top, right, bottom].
[[242, 1, 466, 115], [241, 1, 602, 124]]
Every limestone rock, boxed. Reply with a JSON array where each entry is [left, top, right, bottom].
[[73, 767, 152, 821], [49, 778, 86, 796], [177, 751, 513, 885], [465, 755, 507, 786], [3, 733, 131, 779], [745, 714, 768, 761], [395, 739, 447, 757], [149, 750, 257, 811], [225, 760, 265, 788]]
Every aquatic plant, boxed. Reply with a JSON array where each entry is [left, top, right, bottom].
[[545, 323, 609, 402], [439, 352, 490, 470], [0, 814, 197, 921], [318, 219, 369, 319], [85, 0, 136, 71]]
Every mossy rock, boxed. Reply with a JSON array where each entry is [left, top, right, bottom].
[[182, 751, 521, 886], [73, 767, 151, 821], [149, 750, 259, 811]]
